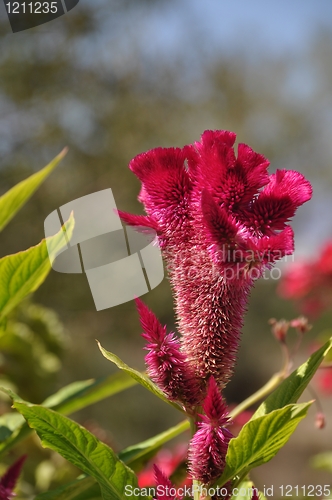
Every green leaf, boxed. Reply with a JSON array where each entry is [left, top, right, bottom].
[[119, 419, 190, 471], [43, 372, 137, 415], [0, 411, 25, 442], [35, 476, 101, 500], [0, 149, 67, 232], [0, 398, 32, 457], [0, 419, 31, 459], [13, 402, 146, 500], [97, 341, 183, 412], [216, 402, 311, 486], [0, 214, 74, 320], [253, 338, 332, 419], [0, 372, 136, 458], [71, 483, 102, 500]]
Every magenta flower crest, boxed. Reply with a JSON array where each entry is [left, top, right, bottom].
[[153, 465, 182, 500], [0, 456, 26, 500], [251, 488, 260, 500], [188, 377, 232, 484], [122, 130, 312, 392]]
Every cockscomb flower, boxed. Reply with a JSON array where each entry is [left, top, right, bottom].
[[0, 455, 26, 500], [136, 298, 201, 407], [251, 488, 260, 500], [138, 445, 190, 488], [121, 130, 312, 392], [153, 465, 182, 500], [188, 377, 232, 484]]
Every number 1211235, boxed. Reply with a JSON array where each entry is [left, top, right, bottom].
[[279, 485, 331, 497], [6, 2, 58, 14]]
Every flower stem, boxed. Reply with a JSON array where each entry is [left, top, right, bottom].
[[232, 471, 250, 489], [193, 479, 202, 500], [281, 341, 292, 375], [189, 416, 197, 436]]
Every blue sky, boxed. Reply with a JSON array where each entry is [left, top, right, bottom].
[[133, 0, 332, 59]]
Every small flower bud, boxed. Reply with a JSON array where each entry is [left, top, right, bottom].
[[290, 316, 312, 334], [269, 318, 289, 343], [136, 299, 201, 407], [315, 412, 325, 430]]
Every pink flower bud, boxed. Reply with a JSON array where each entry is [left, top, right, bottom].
[[315, 412, 325, 430], [136, 299, 201, 407], [153, 465, 182, 500], [290, 316, 312, 334], [188, 378, 232, 484], [269, 318, 289, 342]]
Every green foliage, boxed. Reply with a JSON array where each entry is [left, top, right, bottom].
[[0, 156, 79, 494], [0, 115, 330, 497], [35, 476, 101, 500], [0, 372, 137, 458], [0, 149, 69, 324], [0, 213, 74, 320], [214, 340, 332, 486], [34, 419, 191, 498], [217, 402, 311, 487], [0, 148, 67, 233], [43, 372, 137, 415], [97, 341, 183, 412], [0, 301, 66, 402], [13, 402, 146, 500], [253, 337, 332, 419], [17, 301, 66, 356], [118, 420, 189, 471], [230, 480, 266, 500], [0, 415, 31, 459]]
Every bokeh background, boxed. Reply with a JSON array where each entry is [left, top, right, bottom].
[[1, 0, 332, 495]]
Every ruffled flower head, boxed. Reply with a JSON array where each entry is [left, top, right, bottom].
[[122, 131, 312, 392]]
